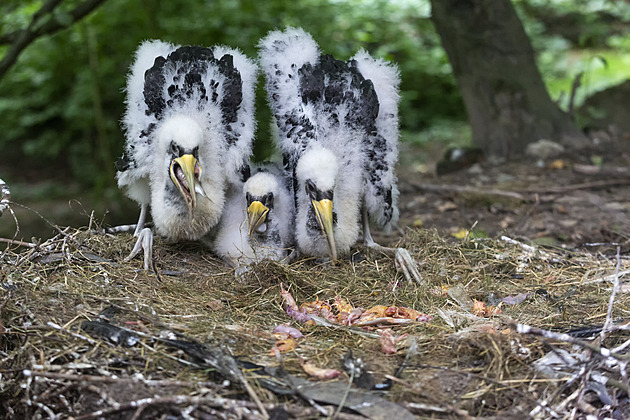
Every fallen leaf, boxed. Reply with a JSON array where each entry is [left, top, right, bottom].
[[451, 228, 469, 239], [549, 159, 565, 170], [300, 359, 341, 380]]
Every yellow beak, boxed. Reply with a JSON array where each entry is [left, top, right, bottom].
[[312, 198, 337, 262], [247, 201, 270, 236], [169, 154, 200, 212]]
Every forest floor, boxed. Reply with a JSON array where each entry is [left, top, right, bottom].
[[2, 128, 630, 419]]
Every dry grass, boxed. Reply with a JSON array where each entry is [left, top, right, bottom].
[[1, 223, 629, 419]]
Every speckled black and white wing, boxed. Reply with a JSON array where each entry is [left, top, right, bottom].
[[258, 27, 320, 170], [117, 40, 257, 203], [212, 45, 258, 185], [351, 50, 401, 230], [117, 40, 177, 205]]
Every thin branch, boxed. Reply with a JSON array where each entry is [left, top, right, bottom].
[[0, 0, 107, 82], [74, 394, 267, 420], [23, 370, 218, 388], [411, 179, 630, 203], [600, 247, 622, 343], [513, 322, 630, 362]]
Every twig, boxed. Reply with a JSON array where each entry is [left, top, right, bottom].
[[600, 246, 622, 343], [513, 322, 629, 362], [23, 370, 219, 388], [74, 394, 268, 419], [330, 369, 353, 420], [582, 269, 630, 285], [411, 179, 630, 202], [411, 182, 526, 201], [0, 0, 108, 82], [0, 238, 36, 248], [46, 321, 98, 345], [521, 179, 630, 194]]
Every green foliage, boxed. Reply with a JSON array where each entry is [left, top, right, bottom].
[[1, 0, 629, 198], [514, 0, 630, 110], [0, 0, 461, 191]]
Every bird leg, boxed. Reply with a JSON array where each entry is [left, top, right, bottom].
[[362, 206, 423, 285], [125, 228, 154, 271], [124, 204, 154, 270], [134, 204, 148, 236]]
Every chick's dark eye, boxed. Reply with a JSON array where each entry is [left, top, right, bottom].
[[305, 179, 317, 199], [245, 192, 252, 205], [263, 192, 274, 208], [169, 142, 180, 157]]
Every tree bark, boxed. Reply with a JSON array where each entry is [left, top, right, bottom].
[[430, 0, 586, 159]]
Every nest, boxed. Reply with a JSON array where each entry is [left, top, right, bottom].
[[1, 221, 629, 419]]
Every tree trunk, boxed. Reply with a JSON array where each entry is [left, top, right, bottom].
[[430, 0, 586, 159]]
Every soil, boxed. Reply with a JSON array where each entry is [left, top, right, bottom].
[[396, 128, 630, 254]]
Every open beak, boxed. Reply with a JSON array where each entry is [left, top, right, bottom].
[[247, 201, 270, 236], [311, 198, 337, 262], [169, 154, 201, 214]]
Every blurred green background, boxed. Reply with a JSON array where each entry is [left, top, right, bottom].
[[1, 0, 629, 240]]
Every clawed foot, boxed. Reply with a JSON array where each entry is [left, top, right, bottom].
[[393, 247, 423, 285], [124, 227, 153, 270], [364, 241, 423, 285]]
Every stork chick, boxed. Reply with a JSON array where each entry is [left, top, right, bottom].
[[259, 27, 422, 283], [213, 166, 294, 272], [116, 41, 257, 269]]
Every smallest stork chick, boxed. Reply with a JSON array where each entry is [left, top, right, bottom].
[[213, 168, 294, 271]]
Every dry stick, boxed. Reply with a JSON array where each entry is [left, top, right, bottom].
[[520, 179, 630, 194], [605, 248, 630, 394], [411, 182, 527, 201], [0, 238, 36, 248], [411, 179, 630, 202], [23, 370, 219, 388], [513, 323, 630, 362], [74, 394, 267, 420], [45, 321, 99, 345], [600, 246, 622, 343], [329, 369, 353, 420], [583, 269, 630, 285]]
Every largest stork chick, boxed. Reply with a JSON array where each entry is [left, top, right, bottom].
[[116, 41, 257, 269]]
